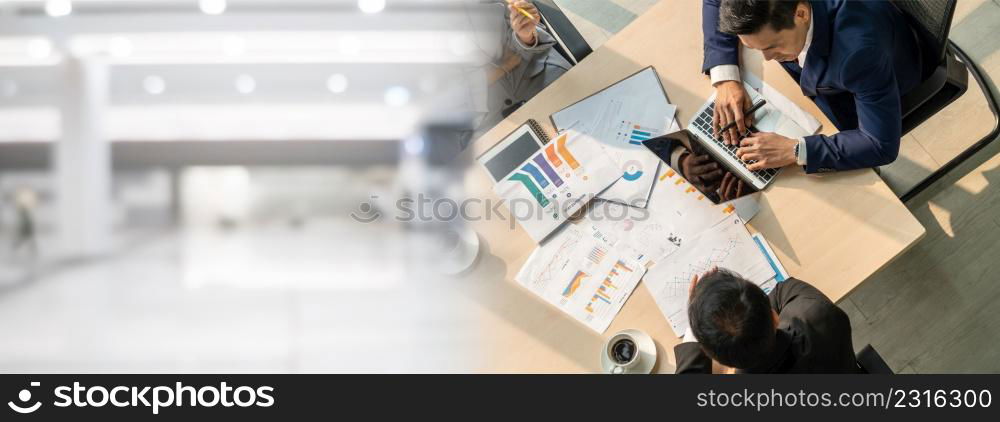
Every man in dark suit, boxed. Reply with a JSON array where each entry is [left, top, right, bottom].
[[703, 0, 922, 173], [675, 268, 859, 373]]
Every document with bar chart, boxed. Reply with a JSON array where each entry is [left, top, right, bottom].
[[550, 66, 675, 208], [492, 130, 621, 243], [515, 224, 647, 333]]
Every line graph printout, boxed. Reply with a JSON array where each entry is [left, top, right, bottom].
[[642, 214, 775, 336], [493, 131, 621, 243], [584, 200, 684, 268], [516, 224, 646, 333]]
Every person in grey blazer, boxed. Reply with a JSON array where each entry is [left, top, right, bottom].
[[478, 0, 572, 133]]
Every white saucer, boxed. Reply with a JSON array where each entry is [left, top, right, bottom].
[[600, 329, 658, 374], [438, 226, 481, 275]]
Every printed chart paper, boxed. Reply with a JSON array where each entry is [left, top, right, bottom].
[[643, 214, 775, 336], [551, 67, 674, 208], [515, 224, 646, 333], [493, 131, 621, 243]]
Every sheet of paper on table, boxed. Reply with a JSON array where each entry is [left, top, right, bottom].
[[515, 223, 647, 333], [492, 130, 621, 243], [551, 67, 676, 208], [642, 214, 776, 336], [742, 72, 822, 137], [583, 200, 684, 268]]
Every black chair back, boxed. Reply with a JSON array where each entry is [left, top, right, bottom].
[[891, 0, 958, 78]]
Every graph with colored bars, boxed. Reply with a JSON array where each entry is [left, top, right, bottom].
[[562, 270, 588, 298], [657, 167, 738, 214], [587, 245, 607, 265], [616, 120, 657, 146], [585, 260, 635, 314], [507, 133, 583, 208]]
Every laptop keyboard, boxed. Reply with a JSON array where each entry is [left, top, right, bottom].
[[692, 102, 779, 184]]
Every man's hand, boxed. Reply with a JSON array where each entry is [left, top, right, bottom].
[[508, 1, 541, 46], [680, 152, 724, 192], [688, 266, 720, 298], [736, 132, 798, 170], [713, 80, 753, 145]]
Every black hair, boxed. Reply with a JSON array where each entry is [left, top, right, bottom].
[[688, 268, 776, 369], [718, 0, 802, 35]]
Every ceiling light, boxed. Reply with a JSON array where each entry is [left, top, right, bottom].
[[200, 0, 227, 15], [326, 74, 348, 94], [235, 74, 256, 95], [358, 0, 386, 14], [384, 86, 410, 107], [45, 0, 72, 18], [143, 76, 166, 95]]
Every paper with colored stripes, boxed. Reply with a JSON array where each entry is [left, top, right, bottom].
[[492, 130, 621, 243]]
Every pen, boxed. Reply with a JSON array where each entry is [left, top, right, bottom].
[[717, 99, 767, 134], [506, 0, 535, 19]]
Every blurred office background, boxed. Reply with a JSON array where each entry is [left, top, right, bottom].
[[0, 0, 492, 372]]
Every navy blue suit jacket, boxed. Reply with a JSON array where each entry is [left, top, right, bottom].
[[702, 0, 921, 173]]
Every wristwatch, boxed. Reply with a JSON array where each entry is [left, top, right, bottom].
[[794, 143, 800, 161]]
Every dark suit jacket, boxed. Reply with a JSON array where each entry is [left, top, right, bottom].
[[702, 0, 922, 173], [674, 278, 859, 374]]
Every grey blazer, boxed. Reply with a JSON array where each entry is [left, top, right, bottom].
[[479, 3, 572, 132]]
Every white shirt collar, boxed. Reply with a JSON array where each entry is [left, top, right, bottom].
[[797, 9, 814, 68]]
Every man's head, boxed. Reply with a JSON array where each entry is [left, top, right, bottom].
[[688, 269, 778, 369], [718, 0, 811, 63]]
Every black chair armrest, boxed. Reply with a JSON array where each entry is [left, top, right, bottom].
[[534, 0, 593, 64], [857, 344, 894, 374]]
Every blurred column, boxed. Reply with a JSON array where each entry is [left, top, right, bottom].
[[53, 57, 112, 257]]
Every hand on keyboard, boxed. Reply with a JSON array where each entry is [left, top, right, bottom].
[[713, 81, 754, 146], [736, 132, 798, 171]]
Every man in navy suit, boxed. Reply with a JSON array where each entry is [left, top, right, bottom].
[[703, 0, 922, 173]]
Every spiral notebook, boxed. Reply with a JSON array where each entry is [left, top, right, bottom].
[[477, 119, 550, 183]]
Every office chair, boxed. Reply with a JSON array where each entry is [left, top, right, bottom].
[[891, 0, 1000, 201], [856, 344, 894, 374], [533, 0, 593, 65]]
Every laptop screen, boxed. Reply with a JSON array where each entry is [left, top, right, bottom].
[[642, 129, 758, 204]]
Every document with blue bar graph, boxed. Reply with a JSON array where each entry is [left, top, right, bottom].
[[492, 130, 621, 243], [550, 66, 675, 208]]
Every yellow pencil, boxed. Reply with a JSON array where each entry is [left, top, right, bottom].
[[507, 1, 534, 19]]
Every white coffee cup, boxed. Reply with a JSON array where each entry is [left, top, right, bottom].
[[605, 333, 640, 374]]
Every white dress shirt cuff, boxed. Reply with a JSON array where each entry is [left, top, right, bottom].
[[796, 137, 808, 166], [670, 146, 687, 172], [710, 64, 741, 86], [682, 323, 698, 343]]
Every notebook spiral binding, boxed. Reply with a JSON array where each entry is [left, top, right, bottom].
[[527, 119, 551, 143]]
